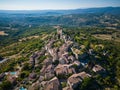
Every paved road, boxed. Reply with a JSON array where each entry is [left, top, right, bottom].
[[0, 58, 9, 63]]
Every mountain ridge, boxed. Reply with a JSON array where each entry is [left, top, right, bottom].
[[0, 7, 120, 15]]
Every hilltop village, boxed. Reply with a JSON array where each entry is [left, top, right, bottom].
[[28, 27, 106, 90], [0, 7, 120, 90], [0, 27, 107, 90]]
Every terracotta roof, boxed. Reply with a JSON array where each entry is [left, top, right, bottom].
[[44, 77, 61, 90], [63, 87, 73, 90], [55, 64, 76, 75], [92, 65, 105, 73], [67, 72, 91, 89], [29, 73, 37, 79]]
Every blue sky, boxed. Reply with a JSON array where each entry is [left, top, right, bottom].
[[0, 0, 120, 10]]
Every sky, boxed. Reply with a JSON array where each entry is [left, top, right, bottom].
[[0, 0, 120, 10]]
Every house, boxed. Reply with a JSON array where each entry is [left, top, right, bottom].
[[63, 87, 73, 90], [68, 56, 76, 63], [59, 55, 69, 64], [80, 45, 85, 49], [59, 52, 75, 64], [52, 53, 59, 62], [41, 64, 55, 80], [58, 51, 63, 58], [72, 61, 81, 67], [29, 53, 38, 66], [68, 75, 82, 89], [5, 71, 18, 82], [59, 43, 72, 53], [62, 52, 69, 59], [48, 48, 54, 56], [40, 81, 47, 90], [45, 72, 55, 80], [67, 72, 91, 89], [39, 76, 44, 82], [59, 58, 67, 64], [29, 56, 35, 66], [7, 75, 16, 84], [92, 65, 105, 73], [44, 77, 61, 90], [29, 81, 41, 90], [71, 61, 84, 72], [63, 35, 67, 43], [43, 58, 52, 66], [45, 64, 55, 73], [44, 64, 55, 80], [34, 50, 46, 66], [47, 48, 59, 62], [71, 48, 80, 59], [29, 72, 37, 80], [55, 64, 76, 76], [57, 27, 63, 39]]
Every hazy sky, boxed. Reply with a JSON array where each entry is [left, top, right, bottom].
[[0, 0, 120, 10]]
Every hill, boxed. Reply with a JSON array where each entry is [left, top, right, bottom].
[[0, 7, 120, 15]]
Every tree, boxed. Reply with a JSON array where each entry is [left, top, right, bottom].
[[20, 71, 29, 79], [22, 63, 31, 71], [0, 80, 12, 90], [79, 78, 98, 90]]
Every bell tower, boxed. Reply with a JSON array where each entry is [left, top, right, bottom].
[[57, 26, 63, 39]]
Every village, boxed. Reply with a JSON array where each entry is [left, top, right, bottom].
[[0, 26, 107, 90]]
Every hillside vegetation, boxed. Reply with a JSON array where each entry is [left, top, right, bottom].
[[0, 7, 120, 90]]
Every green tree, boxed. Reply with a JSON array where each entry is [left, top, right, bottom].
[[20, 71, 29, 79], [79, 78, 97, 90], [0, 80, 12, 90]]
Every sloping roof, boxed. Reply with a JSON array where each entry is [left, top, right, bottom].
[[92, 65, 105, 73], [67, 72, 91, 89], [44, 77, 61, 90], [55, 64, 76, 75]]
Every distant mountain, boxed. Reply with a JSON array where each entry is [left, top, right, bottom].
[[52, 7, 120, 15], [0, 7, 120, 15]]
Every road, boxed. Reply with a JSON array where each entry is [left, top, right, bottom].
[[0, 58, 9, 63]]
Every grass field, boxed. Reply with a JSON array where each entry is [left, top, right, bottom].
[[93, 34, 120, 42]]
